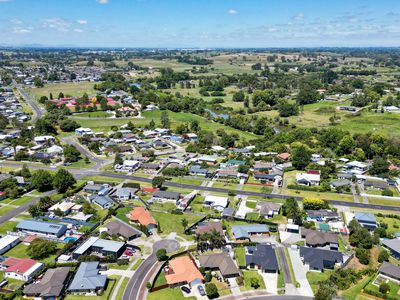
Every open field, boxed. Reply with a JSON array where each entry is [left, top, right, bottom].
[[69, 109, 257, 140], [26, 81, 96, 100], [151, 211, 203, 235]]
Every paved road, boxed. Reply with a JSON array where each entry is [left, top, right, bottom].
[[0, 190, 56, 225], [122, 239, 179, 300], [12, 80, 45, 123], [0, 162, 399, 212], [277, 246, 292, 284]]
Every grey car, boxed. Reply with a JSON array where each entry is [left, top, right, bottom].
[[197, 285, 206, 296]]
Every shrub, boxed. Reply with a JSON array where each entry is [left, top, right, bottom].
[[379, 282, 390, 294], [156, 248, 168, 261], [205, 283, 219, 299]]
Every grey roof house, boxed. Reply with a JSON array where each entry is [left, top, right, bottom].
[[105, 220, 142, 240], [198, 253, 240, 279], [16, 220, 67, 238], [68, 262, 106, 294], [245, 244, 279, 273], [257, 202, 281, 217], [301, 229, 339, 250], [354, 212, 378, 230], [382, 238, 400, 260], [378, 261, 400, 281], [299, 247, 343, 271], [24, 267, 70, 298], [72, 237, 125, 259], [89, 195, 114, 209], [152, 190, 180, 202], [231, 224, 269, 241]]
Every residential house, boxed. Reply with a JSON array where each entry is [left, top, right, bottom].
[[141, 163, 161, 172], [344, 161, 369, 174], [23, 267, 70, 299], [164, 256, 204, 287], [198, 155, 218, 165], [72, 237, 125, 259], [256, 202, 281, 218], [122, 160, 140, 172], [48, 201, 76, 216], [67, 262, 106, 294], [195, 221, 224, 236], [330, 179, 351, 190], [364, 180, 389, 190], [130, 207, 157, 230], [277, 152, 290, 161], [189, 165, 212, 177], [299, 247, 344, 271], [89, 195, 114, 209], [245, 244, 279, 273], [215, 170, 247, 180], [337, 173, 353, 180], [198, 253, 240, 279], [203, 195, 229, 212], [221, 207, 236, 219], [113, 187, 138, 201], [382, 238, 400, 260], [0, 235, 20, 255], [296, 170, 321, 186], [1, 258, 43, 281], [16, 220, 67, 238], [254, 173, 282, 184], [378, 261, 400, 282], [226, 159, 246, 168], [231, 224, 269, 241], [354, 212, 378, 230], [152, 190, 181, 203], [306, 210, 340, 222], [253, 162, 274, 172], [83, 183, 104, 194], [105, 220, 142, 241], [301, 229, 339, 250]]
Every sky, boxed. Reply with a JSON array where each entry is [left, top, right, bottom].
[[0, 0, 400, 48]]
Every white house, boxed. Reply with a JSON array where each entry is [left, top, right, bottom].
[[75, 127, 94, 135], [203, 195, 229, 212], [0, 235, 20, 255], [34, 136, 55, 145], [122, 160, 140, 171], [47, 145, 64, 156], [296, 171, 321, 186], [1, 258, 43, 281]]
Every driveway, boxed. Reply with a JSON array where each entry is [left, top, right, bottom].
[[287, 248, 314, 297], [276, 246, 292, 284], [250, 235, 277, 244], [259, 271, 278, 294], [279, 231, 302, 245], [228, 277, 241, 295]]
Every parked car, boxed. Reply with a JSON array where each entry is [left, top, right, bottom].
[[181, 286, 191, 294], [198, 285, 206, 296]]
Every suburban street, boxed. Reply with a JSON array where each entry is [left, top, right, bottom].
[[122, 239, 180, 300]]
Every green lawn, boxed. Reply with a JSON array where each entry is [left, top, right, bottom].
[[4, 242, 63, 265], [8, 195, 34, 206], [147, 288, 196, 300], [69, 109, 257, 140], [365, 276, 400, 299], [234, 247, 246, 267], [306, 270, 332, 294], [65, 159, 96, 169], [82, 175, 124, 184], [27, 81, 96, 100], [154, 271, 167, 287], [152, 211, 203, 235], [341, 275, 373, 300], [74, 111, 113, 118], [0, 205, 19, 216], [377, 216, 400, 235], [132, 258, 144, 270], [241, 270, 266, 291], [245, 200, 257, 209], [115, 277, 129, 300], [0, 221, 18, 235]]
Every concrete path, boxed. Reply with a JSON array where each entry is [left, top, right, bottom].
[[260, 271, 278, 294], [101, 269, 135, 277], [287, 248, 313, 297], [357, 183, 369, 204], [228, 277, 241, 295], [272, 178, 280, 194], [276, 246, 292, 284], [351, 183, 359, 203]]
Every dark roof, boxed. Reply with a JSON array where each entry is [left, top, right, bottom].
[[364, 180, 389, 189], [382, 238, 400, 254], [153, 190, 180, 200], [195, 222, 223, 236], [24, 267, 70, 297], [105, 220, 142, 239], [301, 229, 338, 246], [199, 253, 240, 277], [378, 261, 400, 280], [222, 207, 235, 217], [245, 244, 279, 271], [141, 163, 160, 169], [330, 179, 351, 187], [254, 173, 278, 180], [306, 209, 339, 219], [299, 247, 343, 270]]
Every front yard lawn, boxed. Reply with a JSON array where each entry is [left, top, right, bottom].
[[147, 288, 196, 300], [241, 270, 266, 291], [234, 247, 246, 267], [306, 270, 332, 294], [151, 211, 203, 234]]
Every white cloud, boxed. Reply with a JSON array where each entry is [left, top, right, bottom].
[[97, 0, 109, 4], [228, 9, 238, 15], [77, 19, 88, 25], [0, 0, 12, 2], [13, 27, 33, 34], [292, 13, 304, 21], [42, 18, 71, 32], [10, 18, 22, 24], [74, 28, 84, 33]]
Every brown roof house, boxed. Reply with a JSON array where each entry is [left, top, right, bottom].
[[195, 221, 224, 236], [301, 229, 339, 250], [105, 220, 142, 241], [23, 267, 70, 298], [198, 252, 240, 279]]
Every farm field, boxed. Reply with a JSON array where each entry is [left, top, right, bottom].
[[27, 81, 96, 100]]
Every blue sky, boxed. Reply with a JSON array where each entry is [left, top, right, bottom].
[[0, 0, 399, 47]]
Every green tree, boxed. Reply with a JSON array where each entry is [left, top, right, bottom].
[[370, 156, 389, 175], [160, 111, 170, 128], [152, 176, 165, 188], [53, 168, 76, 193], [205, 283, 219, 299], [27, 239, 57, 259], [378, 249, 390, 263], [379, 282, 390, 294], [282, 198, 303, 225], [181, 218, 188, 232], [232, 91, 245, 102], [156, 248, 168, 261], [292, 145, 311, 170], [31, 170, 53, 192], [250, 277, 260, 289]]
